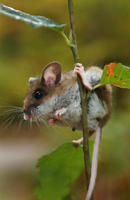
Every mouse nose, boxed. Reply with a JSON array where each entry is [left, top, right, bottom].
[[23, 113, 31, 120], [23, 107, 32, 120], [23, 104, 35, 114], [23, 105, 37, 120]]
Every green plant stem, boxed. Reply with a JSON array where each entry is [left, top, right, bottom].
[[67, 0, 79, 62], [67, 0, 91, 190], [61, 31, 72, 47], [93, 83, 103, 90]]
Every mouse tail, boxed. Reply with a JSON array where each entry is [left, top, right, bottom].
[[86, 126, 102, 200]]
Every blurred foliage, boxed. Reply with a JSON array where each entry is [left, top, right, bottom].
[[0, 0, 130, 200], [36, 143, 84, 200], [36, 141, 93, 200]]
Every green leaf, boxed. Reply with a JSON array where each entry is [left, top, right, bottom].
[[0, 3, 66, 32], [36, 141, 93, 200], [100, 63, 130, 88]]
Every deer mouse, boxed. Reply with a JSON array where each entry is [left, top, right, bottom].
[[23, 62, 112, 132], [23, 62, 112, 200]]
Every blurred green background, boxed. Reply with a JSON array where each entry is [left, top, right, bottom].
[[0, 0, 130, 200]]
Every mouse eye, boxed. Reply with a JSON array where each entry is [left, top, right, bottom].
[[33, 89, 46, 100]]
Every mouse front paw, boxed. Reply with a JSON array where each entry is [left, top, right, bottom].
[[74, 63, 92, 91], [54, 107, 67, 119], [74, 63, 85, 76]]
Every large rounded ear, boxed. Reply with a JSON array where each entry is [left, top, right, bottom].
[[41, 62, 62, 88]]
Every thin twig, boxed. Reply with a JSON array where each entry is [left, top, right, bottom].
[[67, 0, 91, 190], [67, 0, 79, 62]]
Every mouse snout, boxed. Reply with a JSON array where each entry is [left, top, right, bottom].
[[23, 105, 37, 120]]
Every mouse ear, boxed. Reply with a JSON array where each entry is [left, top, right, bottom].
[[41, 62, 62, 88]]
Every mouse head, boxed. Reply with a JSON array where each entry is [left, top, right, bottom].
[[23, 62, 62, 120]]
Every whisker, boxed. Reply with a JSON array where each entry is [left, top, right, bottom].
[[0, 109, 23, 119], [39, 116, 52, 129], [62, 119, 71, 128], [0, 105, 23, 130], [30, 118, 33, 129], [35, 121, 39, 128], [0, 105, 22, 111], [36, 119, 41, 127], [17, 119, 24, 132], [16, 112, 26, 130], [2, 114, 16, 129]]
